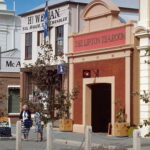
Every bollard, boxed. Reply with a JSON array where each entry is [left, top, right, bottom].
[[47, 122, 53, 150], [84, 125, 92, 150], [133, 129, 141, 150], [16, 121, 22, 150]]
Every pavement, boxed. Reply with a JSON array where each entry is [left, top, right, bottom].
[[0, 125, 150, 150]]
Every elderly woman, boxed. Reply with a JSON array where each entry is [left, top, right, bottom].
[[34, 105, 44, 141], [19, 104, 32, 140]]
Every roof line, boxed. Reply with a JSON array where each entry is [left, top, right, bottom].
[[19, 1, 87, 17], [119, 7, 139, 11]]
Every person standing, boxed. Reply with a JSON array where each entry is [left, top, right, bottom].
[[19, 104, 32, 140], [34, 108, 43, 141]]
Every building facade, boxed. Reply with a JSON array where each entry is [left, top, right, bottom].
[[20, 1, 88, 106], [0, 0, 21, 123], [68, 0, 139, 134], [135, 0, 150, 136]]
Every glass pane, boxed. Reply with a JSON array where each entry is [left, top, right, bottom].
[[8, 89, 20, 113], [25, 33, 32, 46], [25, 32, 32, 59], [40, 32, 44, 45], [56, 25, 64, 54], [28, 46, 32, 58]]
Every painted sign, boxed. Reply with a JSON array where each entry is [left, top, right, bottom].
[[57, 64, 65, 74], [0, 50, 20, 72], [0, 117, 11, 127], [73, 27, 126, 52], [0, 58, 20, 72], [6, 60, 20, 68], [22, 5, 69, 32]]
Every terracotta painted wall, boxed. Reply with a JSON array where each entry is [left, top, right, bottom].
[[73, 58, 125, 124]]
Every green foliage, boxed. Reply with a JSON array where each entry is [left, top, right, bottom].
[[0, 81, 7, 117], [21, 98, 51, 125], [23, 43, 78, 124], [25, 43, 64, 91], [132, 49, 150, 136], [55, 87, 79, 119], [144, 48, 150, 64], [140, 91, 150, 103], [115, 100, 126, 123], [139, 119, 150, 137]]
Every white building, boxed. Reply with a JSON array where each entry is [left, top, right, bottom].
[[20, 1, 88, 67], [135, 0, 150, 136], [0, 0, 20, 72], [20, 0, 89, 101], [0, 0, 21, 122]]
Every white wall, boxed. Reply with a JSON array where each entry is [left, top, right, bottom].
[[136, 0, 150, 137], [0, 12, 21, 72], [139, 0, 150, 27], [21, 3, 85, 68], [139, 49, 150, 136]]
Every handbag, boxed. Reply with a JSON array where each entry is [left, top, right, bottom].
[[24, 119, 33, 128]]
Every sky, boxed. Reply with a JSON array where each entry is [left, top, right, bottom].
[[5, 0, 45, 15]]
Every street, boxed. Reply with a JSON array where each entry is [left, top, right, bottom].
[[0, 125, 150, 150]]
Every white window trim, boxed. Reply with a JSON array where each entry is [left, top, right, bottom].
[[8, 85, 20, 88], [8, 113, 20, 116], [7, 85, 20, 114]]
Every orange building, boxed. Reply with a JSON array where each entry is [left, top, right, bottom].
[[68, 0, 139, 134]]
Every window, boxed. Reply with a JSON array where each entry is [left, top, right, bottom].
[[55, 25, 64, 55], [37, 31, 44, 46], [8, 88, 20, 113], [25, 32, 32, 59]]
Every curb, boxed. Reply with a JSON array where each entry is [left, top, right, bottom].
[[0, 136, 16, 141], [0, 134, 16, 141], [54, 139, 128, 150]]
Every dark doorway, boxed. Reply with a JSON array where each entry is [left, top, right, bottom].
[[91, 83, 111, 132]]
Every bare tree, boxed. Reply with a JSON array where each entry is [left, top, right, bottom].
[[23, 43, 79, 125]]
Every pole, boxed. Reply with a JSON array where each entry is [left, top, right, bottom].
[[47, 122, 53, 150], [13, 0, 16, 12], [13, 0, 16, 49], [133, 129, 141, 150], [16, 121, 22, 150], [0, 47, 1, 70], [84, 126, 92, 150]]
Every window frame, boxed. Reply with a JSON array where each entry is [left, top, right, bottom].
[[55, 25, 64, 55], [25, 32, 32, 60], [37, 30, 44, 46], [7, 86, 20, 115]]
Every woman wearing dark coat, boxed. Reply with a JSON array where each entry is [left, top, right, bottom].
[[19, 105, 31, 140]]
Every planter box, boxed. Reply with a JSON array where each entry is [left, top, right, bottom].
[[59, 119, 73, 132], [0, 127, 11, 137], [114, 122, 129, 137]]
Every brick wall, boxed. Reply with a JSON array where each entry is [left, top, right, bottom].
[[73, 58, 125, 124], [0, 72, 20, 120]]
